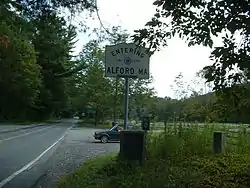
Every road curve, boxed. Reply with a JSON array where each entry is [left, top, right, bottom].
[[0, 121, 72, 188]]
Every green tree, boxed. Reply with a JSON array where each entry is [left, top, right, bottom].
[[71, 40, 112, 124], [12, 0, 95, 17], [133, 0, 250, 90], [70, 35, 157, 124], [32, 11, 78, 119], [0, 21, 41, 120], [0, 0, 100, 121], [83, 63, 112, 124], [129, 76, 156, 120]]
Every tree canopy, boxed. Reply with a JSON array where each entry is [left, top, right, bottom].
[[0, 0, 94, 120], [132, 0, 250, 90], [1, 0, 249, 125]]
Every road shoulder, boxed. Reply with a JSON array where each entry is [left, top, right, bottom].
[[32, 127, 119, 188]]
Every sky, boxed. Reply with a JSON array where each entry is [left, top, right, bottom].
[[72, 0, 215, 98]]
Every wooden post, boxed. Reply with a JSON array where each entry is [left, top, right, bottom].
[[213, 132, 223, 154]]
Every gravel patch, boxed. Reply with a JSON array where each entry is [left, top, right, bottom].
[[33, 127, 119, 188]]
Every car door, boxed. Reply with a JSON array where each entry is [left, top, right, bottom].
[[109, 127, 120, 141]]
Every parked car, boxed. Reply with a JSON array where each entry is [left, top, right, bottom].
[[93, 123, 136, 143], [94, 124, 122, 143]]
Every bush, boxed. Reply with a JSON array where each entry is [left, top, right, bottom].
[[57, 123, 250, 188]]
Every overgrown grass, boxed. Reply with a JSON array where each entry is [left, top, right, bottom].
[[57, 123, 250, 188], [57, 153, 118, 188]]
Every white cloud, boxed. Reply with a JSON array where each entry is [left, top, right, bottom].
[[73, 0, 214, 98]]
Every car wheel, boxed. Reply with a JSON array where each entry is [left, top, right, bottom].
[[101, 136, 108, 143]]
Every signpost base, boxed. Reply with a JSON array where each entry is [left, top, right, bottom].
[[119, 130, 146, 163]]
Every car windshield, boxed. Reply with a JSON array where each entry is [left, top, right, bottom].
[[109, 124, 124, 132], [109, 125, 118, 131]]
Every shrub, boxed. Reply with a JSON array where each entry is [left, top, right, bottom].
[[57, 123, 250, 188]]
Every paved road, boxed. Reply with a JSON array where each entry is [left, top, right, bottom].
[[0, 124, 44, 133], [0, 120, 74, 188], [0, 119, 119, 188], [33, 126, 120, 188]]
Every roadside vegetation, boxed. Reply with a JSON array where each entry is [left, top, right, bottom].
[[57, 123, 250, 188], [1, 0, 249, 126], [1, 0, 250, 187]]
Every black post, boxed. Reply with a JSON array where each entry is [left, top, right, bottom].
[[213, 132, 223, 154]]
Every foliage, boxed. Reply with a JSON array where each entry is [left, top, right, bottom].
[[153, 90, 250, 124], [57, 124, 250, 188], [9, 0, 95, 16], [70, 39, 156, 124], [129, 76, 156, 120], [31, 11, 78, 119], [151, 71, 250, 124], [132, 0, 250, 90], [0, 21, 41, 120], [0, 0, 94, 121], [3, 0, 248, 126], [57, 154, 117, 188], [130, 0, 250, 124]]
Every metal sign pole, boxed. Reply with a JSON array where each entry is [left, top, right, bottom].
[[113, 77, 118, 123], [124, 77, 129, 130]]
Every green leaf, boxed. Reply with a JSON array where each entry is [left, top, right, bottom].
[[153, 0, 164, 6]]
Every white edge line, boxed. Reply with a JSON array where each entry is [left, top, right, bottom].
[[0, 126, 72, 188]]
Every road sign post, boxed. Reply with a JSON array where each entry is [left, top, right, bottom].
[[105, 43, 150, 130], [124, 77, 129, 130]]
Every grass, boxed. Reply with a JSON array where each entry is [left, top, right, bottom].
[[56, 123, 250, 188], [57, 153, 118, 188]]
